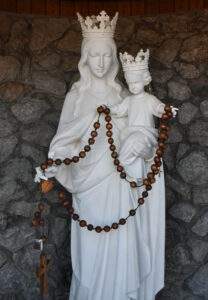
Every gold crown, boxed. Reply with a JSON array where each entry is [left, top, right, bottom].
[[77, 10, 118, 39], [120, 49, 150, 71]]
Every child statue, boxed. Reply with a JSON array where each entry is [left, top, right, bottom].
[[109, 49, 178, 185]]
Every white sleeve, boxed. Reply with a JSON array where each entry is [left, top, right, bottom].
[[148, 95, 165, 118], [109, 97, 129, 117]]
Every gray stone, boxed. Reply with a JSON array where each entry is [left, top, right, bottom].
[[190, 76, 208, 98], [192, 211, 208, 237], [189, 121, 208, 147], [51, 217, 68, 247], [186, 262, 208, 296], [165, 174, 191, 200], [9, 201, 36, 218], [0, 82, 27, 102], [135, 28, 164, 45], [168, 80, 191, 101], [0, 105, 18, 138], [0, 179, 18, 210], [154, 39, 182, 67], [0, 14, 12, 40], [55, 29, 82, 53], [0, 249, 7, 268], [177, 151, 208, 185], [0, 222, 36, 252], [178, 102, 198, 124], [0, 135, 18, 163], [22, 122, 55, 147], [193, 188, 208, 205], [167, 124, 183, 143], [163, 144, 175, 170], [0, 212, 7, 231], [61, 54, 80, 72], [176, 143, 190, 161], [30, 18, 69, 51], [169, 202, 196, 222], [13, 244, 41, 273], [151, 69, 173, 84], [7, 19, 30, 52], [172, 244, 190, 266], [21, 144, 46, 166], [152, 84, 167, 99], [116, 17, 135, 43], [11, 97, 50, 124], [187, 238, 208, 262], [174, 62, 200, 79], [181, 34, 208, 63], [200, 99, 208, 118], [0, 56, 21, 83], [33, 51, 61, 70], [0, 262, 27, 292], [31, 71, 67, 97]]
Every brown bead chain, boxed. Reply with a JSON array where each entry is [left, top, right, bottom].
[[44, 103, 174, 233]]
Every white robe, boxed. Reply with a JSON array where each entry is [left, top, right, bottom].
[[46, 87, 165, 300]]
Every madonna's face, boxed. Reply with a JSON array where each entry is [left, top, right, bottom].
[[86, 39, 113, 78]]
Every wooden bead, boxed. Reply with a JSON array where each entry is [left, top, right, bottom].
[[154, 168, 160, 174], [32, 218, 39, 227], [63, 201, 70, 208], [79, 151, 86, 158], [72, 214, 79, 221], [154, 156, 161, 164], [97, 106, 104, 113], [38, 203, 45, 211], [146, 185, 152, 191], [108, 138, 114, 144], [150, 177, 156, 184], [167, 112, 173, 119], [161, 114, 169, 121], [88, 138, 95, 145], [64, 158, 71, 165], [156, 149, 163, 157], [47, 159, 53, 166], [155, 161, 162, 167], [104, 107, 110, 115], [114, 159, 120, 166], [106, 130, 113, 137], [104, 225, 111, 232], [55, 159, 62, 165], [72, 156, 79, 163], [160, 123, 169, 131], [39, 219, 44, 226], [91, 130, 98, 137], [40, 179, 54, 193], [129, 209, 136, 216], [130, 181, 137, 188], [87, 224, 94, 231], [112, 222, 119, 229], [110, 144, 116, 151], [105, 115, 111, 122], [120, 172, 126, 179], [147, 172, 155, 180], [34, 211, 41, 218], [111, 151, 118, 158], [106, 123, 113, 130], [151, 164, 158, 172], [164, 104, 172, 112], [138, 198, 145, 205], [143, 179, 150, 186], [158, 142, 166, 150], [142, 191, 148, 198], [94, 122, 100, 129], [41, 163, 47, 170], [84, 145, 91, 152], [68, 207, 74, 214], [117, 165, 124, 172], [58, 191, 65, 200], [119, 218, 126, 225], [95, 226, 102, 233], [159, 133, 168, 141], [79, 220, 87, 227]]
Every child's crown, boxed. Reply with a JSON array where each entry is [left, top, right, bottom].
[[77, 10, 118, 39], [119, 49, 150, 71]]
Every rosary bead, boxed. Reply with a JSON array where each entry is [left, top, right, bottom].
[[155, 161, 162, 167], [104, 107, 110, 115], [34, 211, 41, 218], [114, 159, 120, 165], [112, 222, 119, 229], [160, 123, 169, 131], [151, 164, 158, 172], [158, 142, 166, 150], [150, 177, 156, 184], [97, 106, 104, 113], [108, 138, 114, 144], [164, 104, 172, 113], [138, 198, 145, 205], [120, 172, 126, 179], [156, 149, 163, 157], [129, 209, 136, 216], [95, 226, 102, 233], [84, 145, 91, 152], [39, 219, 45, 226], [147, 172, 155, 180], [161, 114, 169, 121], [72, 156, 79, 163], [104, 225, 111, 232], [68, 207, 74, 214], [106, 123, 113, 130], [79, 151, 86, 158], [79, 220, 87, 227], [110, 144, 116, 151], [88, 138, 95, 145], [117, 165, 124, 172], [94, 122, 100, 129], [143, 178, 150, 186], [142, 191, 148, 198], [91, 130, 98, 138], [64, 158, 71, 165], [32, 218, 39, 227], [146, 185, 152, 191], [41, 163, 47, 170], [111, 151, 118, 158], [154, 168, 160, 175], [58, 191, 65, 200], [72, 214, 79, 221], [119, 218, 126, 225], [47, 159, 53, 166], [87, 224, 94, 231], [159, 133, 168, 141], [63, 201, 70, 208], [55, 159, 62, 165], [106, 130, 113, 137], [105, 115, 111, 122], [130, 181, 137, 188], [154, 156, 161, 164], [167, 111, 173, 119], [38, 203, 45, 211]]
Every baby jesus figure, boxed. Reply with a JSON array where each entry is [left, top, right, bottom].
[[110, 49, 178, 185]]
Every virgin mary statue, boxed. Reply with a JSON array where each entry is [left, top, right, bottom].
[[37, 11, 165, 300]]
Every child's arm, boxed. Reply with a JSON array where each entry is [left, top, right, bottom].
[[108, 97, 129, 117], [149, 95, 178, 118]]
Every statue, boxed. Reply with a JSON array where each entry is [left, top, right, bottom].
[[34, 11, 177, 300]]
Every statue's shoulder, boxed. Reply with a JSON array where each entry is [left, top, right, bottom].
[[65, 86, 79, 102]]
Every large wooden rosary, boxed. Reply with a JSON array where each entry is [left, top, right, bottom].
[[32, 104, 173, 234]]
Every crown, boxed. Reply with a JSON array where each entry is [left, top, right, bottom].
[[119, 49, 150, 71], [77, 10, 118, 39]]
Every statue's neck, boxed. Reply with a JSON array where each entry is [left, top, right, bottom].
[[90, 76, 109, 93]]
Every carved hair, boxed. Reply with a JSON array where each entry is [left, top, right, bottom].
[[71, 37, 122, 116]]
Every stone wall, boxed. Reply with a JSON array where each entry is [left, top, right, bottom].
[[0, 9, 208, 300]]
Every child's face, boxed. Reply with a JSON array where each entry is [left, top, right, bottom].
[[124, 71, 145, 95]]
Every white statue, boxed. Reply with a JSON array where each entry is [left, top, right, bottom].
[[35, 11, 170, 300]]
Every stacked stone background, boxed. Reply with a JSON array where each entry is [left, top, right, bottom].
[[0, 9, 208, 300]]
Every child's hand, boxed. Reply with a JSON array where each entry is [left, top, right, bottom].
[[171, 106, 179, 118]]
